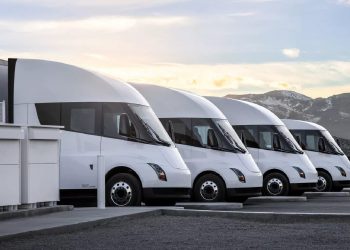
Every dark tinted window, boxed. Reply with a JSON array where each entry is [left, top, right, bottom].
[[62, 103, 101, 135], [102, 103, 137, 139], [160, 118, 192, 145], [234, 125, 259, 148], [35, 103, 61, 126], [191, 118, 222, 148]]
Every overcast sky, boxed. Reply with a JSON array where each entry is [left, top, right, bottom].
[[1, 0, 350, 97]]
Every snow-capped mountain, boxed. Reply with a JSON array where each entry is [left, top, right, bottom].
[[225, 90, 350, 156]]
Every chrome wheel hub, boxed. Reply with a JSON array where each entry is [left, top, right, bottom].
[[200, 181, 219, 201], [267, 178, 284, 195], [110, 181, 132, 206], [316, 176, 327, 192]]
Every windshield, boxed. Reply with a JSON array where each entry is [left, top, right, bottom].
[[321, 130, 344, 155], [128, 104, 173, 146], [215, 119, 247, 153], [276, 126, 304, 154]]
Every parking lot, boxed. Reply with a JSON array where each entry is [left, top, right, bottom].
[[1, 195, 350, 249]]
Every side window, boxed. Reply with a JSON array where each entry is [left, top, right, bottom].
[[234, 125, 259, 148], [35, 103, 61, 126], [160, 118, 192, 145], [62, 103, 101, 135], [290, 130, 306, 149], [191, 118, 221, 147], [102, 103, 137, 138], [305, 131, 318, 151], [257, 125, 274, 150]]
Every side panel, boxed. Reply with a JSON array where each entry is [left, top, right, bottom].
[[59, 131, 101, 189]]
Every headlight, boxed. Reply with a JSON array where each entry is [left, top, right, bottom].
[[335, 166, 347, 177], [230, 168, 246, 183], [293, 166, 305, 179], [148, 163, 167, 181]]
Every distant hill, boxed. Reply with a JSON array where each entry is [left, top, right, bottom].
[[225, 90, 350, 156]]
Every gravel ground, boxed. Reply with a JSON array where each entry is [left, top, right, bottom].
[[1, 215, 350, 250]]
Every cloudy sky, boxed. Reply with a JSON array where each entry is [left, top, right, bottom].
[[1, 0, 350, 98]]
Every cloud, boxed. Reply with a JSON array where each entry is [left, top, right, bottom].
[[90, 61, 350, 98], [282, 48, 300, 58], [337, 0, 350, 6], [0, 16, 190, 33], [228, 12, 256, 17], [1, 0, 186, 7]]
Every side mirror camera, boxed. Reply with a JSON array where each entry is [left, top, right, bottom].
[[119, 113, 132, 137], [336, 138, 341, 146], [207, 128, 219, 148], [318, 137, 326, 152], [165, 120, 175, 142], [273, 133, 281, 150]]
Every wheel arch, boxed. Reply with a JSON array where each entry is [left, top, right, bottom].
[[263, 169, 290, 182], [316, 168, 333, 179], [193, 170, 227, 189], [105, 166, 143, 188]]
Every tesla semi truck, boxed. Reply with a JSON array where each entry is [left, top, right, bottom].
[[133, 84, 262, 203], [206, 97, 318, 196], [283, 119, 350, 192], [1, 58, 191, 206]]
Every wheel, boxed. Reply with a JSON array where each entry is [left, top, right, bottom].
[[227, 196, 248, 203], [193, 174, 226, 202], [316, 171, 332, 192], [106, 173, 142, 207], [263, 172, 290, 196], [332, 186, 343, 192], [144, 199, 176, 206]]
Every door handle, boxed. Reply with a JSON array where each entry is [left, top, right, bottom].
[[89, 164, 94, 170]]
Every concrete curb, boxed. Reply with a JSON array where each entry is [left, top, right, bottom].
[[0, 209, 162, 241], [303, 192, 350, 198], [161, 209, 350, 223], [0, 205, 74, 221], [248, 196, 307, 202], [176, 202, 243, 210]]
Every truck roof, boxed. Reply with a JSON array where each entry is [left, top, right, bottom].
[[206, 96, 284, 126], [282, 119, 326, 131], [132, 84, 226, 119], [13, 59, 148, 106]]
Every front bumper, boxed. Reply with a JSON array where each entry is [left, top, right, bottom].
[[227, 187, 262, 198], [333, 180, 350, 188], [290, 182, 317, 191], [143, 188, 191, 201]]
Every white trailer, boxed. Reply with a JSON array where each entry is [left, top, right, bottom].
[[133, 84, 262, 203], [2, 58, 191, 206], [283, 119, 350, 192], [206, 97, 318, 196]]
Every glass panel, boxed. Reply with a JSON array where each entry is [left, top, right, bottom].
[[129, 104, 172, 145], [215, 119, 247, 152], [161, 118, 192, 145], [35, 103, 61, 126], [70, 108, 96, 134], [234, 125, 259, 148]]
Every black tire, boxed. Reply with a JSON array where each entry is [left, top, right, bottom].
[[316, 171, 332, 192], [263, 172, 290, 196], [193, 174, 226, 202], [227, 196, 249, 203], [144, 199, 176, 206], [106, 173, 142, 207]]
